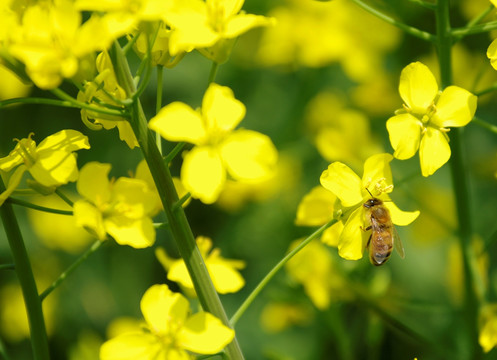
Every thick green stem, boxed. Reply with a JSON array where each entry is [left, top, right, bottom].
[[0, 178, 50, 360], [436, 1, 481, 358], [109, 41, 244, 360]]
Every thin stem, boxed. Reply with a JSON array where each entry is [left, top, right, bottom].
[[0, 97, 74, 109], [436, 0, 481, 358], [109, 41, 245, 360], [123, 30, 142, 55], [348, 0, 435, 42], [40, 240, 104, 301], [208, 61, 219, 85], [164, 142, 186, 164], [55, 189, 74, 207], [156, 65, 164, 155], [0, 263, 15, 270], [230, 219, 337, 325], [408, 0, 436, 10], [474, 82, 497, 97], [7, 197, 72, 215], [50, 88, 128, 118], [0, 177, 50, 360], [173, 193, 191, 211], [452, 20, 497, 38], [0, 336, 12, 360], [472, 117, 497, 135]]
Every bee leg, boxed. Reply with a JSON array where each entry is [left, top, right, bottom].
[[366, 234, 372, 249], [360, 225, 372, 231]]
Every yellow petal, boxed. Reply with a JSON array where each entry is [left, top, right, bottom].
[[181, 146, 225, 204], [203, 84, 245, 133], [149, 102, 207, 145], [419, 127, 451, 177], [386, 114, 422, 160], [208, 262, 245, 294], [112, 178, 157, 218], [0, 143, 27, 172], [77, 162, 112, 205], [432, 86, 477, 128], [295, 186, 335, 226], [362, 153, 393, 196], [212, 0, 244, 18], [0, 166, 27, 206], [399, 62, 438, 113], [36, 129, 90, 153], [73, 200, 107, 240], [179, 312, 234, 354], [100, 332, 160, 360], [338, 207, 366, 260], [320, 162, 362, 207], [321, 221, 343, 247], [104, 216, 155, 249], [140, 284, 189, 335], [487, 38, 497, 70], [220, 130, 277, 181], [224, 14, 274, 38], [384, 201, 419, 226], [168, 261, 193, 289], [29, 150, 79, 187]]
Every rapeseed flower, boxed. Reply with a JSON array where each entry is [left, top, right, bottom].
[[0, 130, 90, 206], [73, 162, 157, 248], [100, 284, 235, 360], [386, 62, 477, 176], [479, 303, 497, 353], [319, 153, 419, 260], [156, 236, 245, 294], [149, 83, 277, 204]]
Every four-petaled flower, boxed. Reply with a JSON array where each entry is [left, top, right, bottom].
[[0, 130, 90, 206], [320, 153, 419, 260], [100, 284, 235, 360], [386, 62, 477, 176], [156, 236, 245, 295], [149, 83, 277, 204], [73, 162, 157, 248]]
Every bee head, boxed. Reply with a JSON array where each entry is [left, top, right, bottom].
[[363, 188, 383, 208]]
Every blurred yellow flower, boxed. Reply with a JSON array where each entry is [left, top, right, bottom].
[[0, 63, 31, 100], [27, 194, 93, 253], [479, 303, 497, 353], [156, 236, 245, 294], [386, 62, 477, 177], [68, 330, 103, 360], [78, 51, 138, 149], [100, 284, 235, 360], [260, 302, 312, 333], [73, 162, 157, 248], [320, 153, 419, 260], [0, 130, 90, 205], [149, 83, 277, 204]]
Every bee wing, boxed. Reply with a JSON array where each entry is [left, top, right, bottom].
[[393, 225, 405, 259]]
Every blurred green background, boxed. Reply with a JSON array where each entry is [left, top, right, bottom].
[[2, 0, 497, 359]]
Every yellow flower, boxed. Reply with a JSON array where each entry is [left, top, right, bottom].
[[260, 302, 312, 333], [78, 51, 138, 149], [156, 236, 245, 294], [163, 0, 274, 59], [0, 63, 31, 100], [479, 303, 497, 353], [0, 130, 90, 205], [149, 83, 277, 204], [73, 162, 157, 248], [100, 284, 235, 360], [386, 62, 477, 177], [319, 153, 419, 260]]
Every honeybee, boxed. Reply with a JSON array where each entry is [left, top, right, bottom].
[[363, 189, 404, 266]]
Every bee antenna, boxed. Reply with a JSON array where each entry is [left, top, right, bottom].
[[365, 188, 373, 198]]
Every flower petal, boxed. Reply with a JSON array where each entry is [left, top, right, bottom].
[[0, 166, 27, 206], [338, 207, 366, 260], [432, 86, 477, 128], [77, 162, 112, 205], [149, 102, 207, 145], [179, 312, 234, 354], [208, 262, 245, 294], [419, 127, 451, 177], [320, 162, 362, 207], [36, 129, 90, 153], [168, 261, 193, 289], [384, 201, 419, 226], [362, 153, 393, 196], [104, 216, 155, 249], [321, 221, 344, 247], [224, 14, 274, 38], [220, 130, 277, 181], [100, 332, 160, 360], [29, 150, 79, 187], [73, 200, 107, 240], [295, 186, 336, 226], [399, 62, 438, 113], [181, 146, 225, 204], [386, 114, 422, 160], [487, 38, 497, 70], [203, 84, 246, 133], [140, 284, 189, 335]]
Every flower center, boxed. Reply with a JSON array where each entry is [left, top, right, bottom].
[[13, 134, 38, 168], [207, 1, 226, 33]]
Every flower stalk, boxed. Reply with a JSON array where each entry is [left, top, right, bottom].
[[109, 41, 245, 360]]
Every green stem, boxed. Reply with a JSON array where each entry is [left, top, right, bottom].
[[207, 61, 219, 85], [472, 117, 497, 135], [348, 0, 435, 42], [0, 263, 15, 270], [7, 197, 72, 215], [109, 41, 245, 360], [164, 142, 186, 164], [474, 82, 497, 97], [0, 336, 12, 360], [452, 20, 497, 38], [55, 188, 74, 207], [40, 240, 104, 301], [230, 219, 337, 325], [0, 97, 74, 109], [436, 1, 481, 357], [156, 66, 164, 155], [0, 178, 50, 360]]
